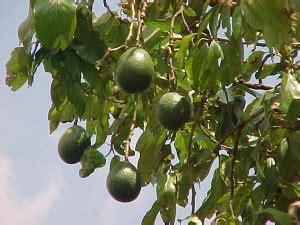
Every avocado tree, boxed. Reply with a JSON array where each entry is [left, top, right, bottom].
[[5, 0, 300, 224]]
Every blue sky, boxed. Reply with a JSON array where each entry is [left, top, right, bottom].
[[0, 1, 216, 225]]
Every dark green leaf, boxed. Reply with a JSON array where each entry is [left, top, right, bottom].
[[138, 129, 167, 185], [196, 170, 227, 218], [287, 99, 300, 127], [176, 33, 197, 70], [79, 147, 106, 178], [141, 200, 161, 225], [175, 130, 189, 164], [254, 208, 293, 225], [34, 0, 76, 49], [80, 61, 105, 99], [242, 51, 264, 81], [219, 36, 243, 85], [258, 63, 284, 79], [232, 6, 242, 39]]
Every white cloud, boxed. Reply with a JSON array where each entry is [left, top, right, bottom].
[[0, 153, 63, 225]]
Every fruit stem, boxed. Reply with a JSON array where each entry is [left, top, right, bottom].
[[187, 92, 207, 214], [124, 1, 136, 47], [124, 94, 140, 161], [136, 0, 147, 47], [73, 118, 78, 126]]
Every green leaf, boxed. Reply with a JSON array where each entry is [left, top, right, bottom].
[[143, 26, 165, 51], [176, 33, 197, 70], [138, 129, 167, 185], [184, 7, 197, 17], [141, 200, 161, 225], [258, 63, 284, 79], [50, 78, 67, 107], [240, 1, 264, 30], [241, 0, 292, 49], [279, 71, 300, 113], [232, 6, 243, 39], [199, 40, 223, 91], [254, 208, 293, 225], [146, 19, 181, 33], [80, 61, 105, 99], [209, 5, 222, 40], [185, 44, 208, 90], [66, 81, 86, 117], [73, 7, 106, 64], [287, 99, 300, 127], [221, 7, 231, 37], [34, 0, 76, 49], [219, 36, 243, 85], [18, 4, 35, 49], [79, 147, 106, 178], [196, 170, 227, 218], [5, 47, 33, 91], [242, 51, 264, 81], [186, 215, 202, 225], [175, 131, 189, 164]]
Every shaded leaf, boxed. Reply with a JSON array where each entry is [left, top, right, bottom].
[[138, 129, 167, 185], [254, 208, 293, 225], [196, 170, 227, 218], [141, 200, 161, 225]]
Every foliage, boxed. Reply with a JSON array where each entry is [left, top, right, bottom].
[[5, 0, 300, 224]]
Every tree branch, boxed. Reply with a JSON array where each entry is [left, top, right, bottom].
[[124, 95, 140, 161], [103, 0, 113, 14], [214, 107, 265, 153], [124, 2, 136, 46], [136, 1, 147, 47], [233, 79, 274, 90], [88, 0, 94, 11], [187, 92, 207, 214]]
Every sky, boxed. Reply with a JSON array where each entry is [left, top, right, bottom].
[[0, 1, 215, 225]]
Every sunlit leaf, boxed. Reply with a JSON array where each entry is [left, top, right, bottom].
[[34, 0, 76, 49], [5, 47, 33, 91]]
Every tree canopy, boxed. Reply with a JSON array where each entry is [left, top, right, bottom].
[[5, 0, 300, 224]]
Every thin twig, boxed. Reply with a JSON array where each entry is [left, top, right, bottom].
[[255, 54, 271, 79], [96, 45, 126, 68], [124, 95, 140, 160], [124, 2, 136, 46], [199, 124, 233, 150], [103, 0, 114, 15], [136, 1, 147, 47], [166, 5, 185, 90], [88, 0, 94, 11], [214, 107, 265, 154], [187, 92, 207, 214], [233, 79, 274, 90], [191, 184, 196, 214]]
